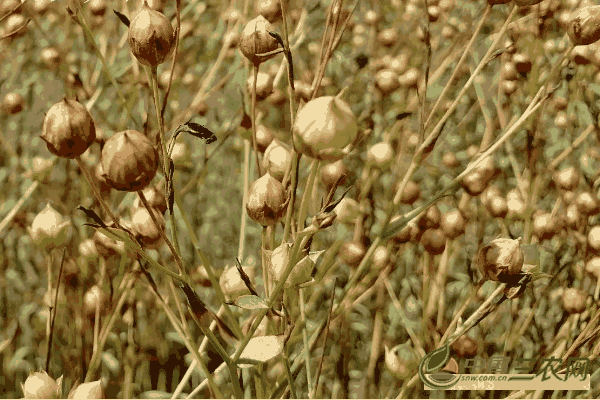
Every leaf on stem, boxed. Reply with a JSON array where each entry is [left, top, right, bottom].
[[228, 295, 269, 310], [113, 9, 130, 28]]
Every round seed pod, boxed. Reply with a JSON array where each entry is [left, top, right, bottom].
[[420, 228, 446, 255], [130, 207, 164, 249], [476, 237, 524, 283], [501, 61, 518, 81], [79, 238, 98, 261], [588, 225, 600, 251], [28, 203, 71, 251], [501, 79, 518, 96], [293, 95, 358, 162], [461, 170, 488, 196], [333, 197, 360, 225], [83, 285, 109, 317], [21, 371, 62, 399], [246, 172, 288, 226], [101, 130, 158, 192], [377, 28, 399, 47], [239, 15, 279, 65], [133, 186, 167, 214], [365, 10, 379, 25], [338, 241, 366, 268], [4, 13, 27, 38], [2, 92, 25, 115], [562, 288, 588, 314], [440, 210, 466, 240], [375, 69, 400, 96], [586, 257, 600, 279], [398, 67, 420, 88], [513, 53, 532, 74], [427, 5, 441, 22], [571, 45, 593, 65], [566, 203, 583, 230], [128, 1, 176, 66], [68, 380, 104, 399], [257, 0, 282, 22], [567, 5, 600, 46], [40, 98, 96, 158], [480, 185, 502, 208], [372, 245, 391, 270], [320, 160, 349, 189], [367, 141, 395, 170], [441, 151, 460, 169], [256, 124, 275, 153], [220, 264, 256, 301], [247, 71, 274, 101], [576, 191, 599, 216], [262, 140, 291, 182], [399, 180, 420, 204], [41, 47, 61, 70], [487, 196, 508, 218], [554, 166, 579, 191], [88, 0, 106, 16], [533, 213, 559, 241]]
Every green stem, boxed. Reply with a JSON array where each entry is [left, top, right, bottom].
[[297, 159, 320, 231]]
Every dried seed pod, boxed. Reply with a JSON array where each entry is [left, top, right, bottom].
[[128, 1, 176, 66], [130, 207, 164, 249], [377, 28, 399, 47], [220, 264, 256, 301], [79, 238, 98, 260], [441, 210, 466, 240], [28, 203, 71, 251], [420, 228, 446, 255], [268, 242, 314, 288], [41, 47, 61, 70], [68, 380, 104, 399], [372, 245, 391, 270], [256, 0, 282, 22], [333, 197, 360, 224], [399, 180, 420, 204], [441, 151, 460, 168], [576, 191, 599, 216], [487, 196, 508, 218], [84, 285, 109, 317], [567, 5, 600, 46], [562, 288, 588, 314], [476, 237, 524, 283], [461, 170, 488, 196], [256, 125, 275, 153], [586, 257, 600, 279], [247, 71, 274, 101], [21, 371, 63, 399], [88, 0, 106, 16], [132, 185, 167, 214], [262, 140, 291, 182], [588, 225, 600, 251], [293, 95, 358, 162], [367, 141, 395, 170], [338, 241, 367, 268], [554, 166, 579, 191], [533, 213, 558, 240], [320, 160, 349, 189], [2, 92, 24, 115], [375, 69, 401, 96], [101, 130, 159, 192], [566, 203, 583, 230], [246, 172, 288, 226], [41, 97, 96, 158], [239, 15, 279, 65], [398, 67, 420, 88]]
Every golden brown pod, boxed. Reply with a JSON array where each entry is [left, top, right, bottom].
[[567, 6, 600, 46]]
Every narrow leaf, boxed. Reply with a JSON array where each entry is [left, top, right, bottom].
[[113, 9, 130, 27], [77, 206, 107, 228], [230, 295, 269, 310]]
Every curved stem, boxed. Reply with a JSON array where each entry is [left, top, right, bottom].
[[251, 63, 262, 177]]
